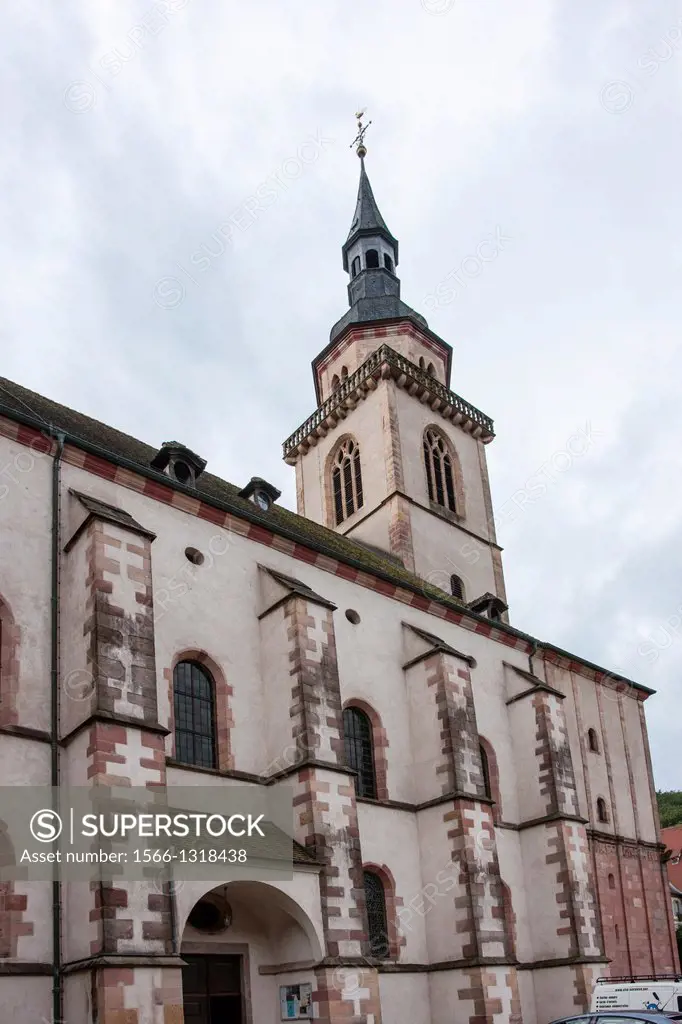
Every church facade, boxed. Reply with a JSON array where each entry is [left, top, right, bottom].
[[0, 144, 678, 1024]]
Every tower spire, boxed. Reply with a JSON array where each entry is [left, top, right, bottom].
[[342, 111, 398, 273], [329, 114, 428, 344]]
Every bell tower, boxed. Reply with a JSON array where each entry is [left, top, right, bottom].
[[283, 117, 508, 619]]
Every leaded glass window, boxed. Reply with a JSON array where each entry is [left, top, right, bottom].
[[343, 706, 376, 799], [173, 661, 216, 769], [364, 871, 389, 957]]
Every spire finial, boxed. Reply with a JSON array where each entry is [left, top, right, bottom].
[[350, 109, 372, 158]]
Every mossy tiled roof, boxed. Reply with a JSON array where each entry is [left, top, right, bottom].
[[0, 375, 653, 696], [0, 374, 468, 606]]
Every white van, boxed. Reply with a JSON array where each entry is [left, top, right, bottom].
[[591, 977, 682, 1014]]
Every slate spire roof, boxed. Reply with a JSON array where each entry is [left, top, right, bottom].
[[345, 157, 398, 254]]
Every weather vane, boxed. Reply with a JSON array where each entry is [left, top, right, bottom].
[[350, 109, 372, 158]]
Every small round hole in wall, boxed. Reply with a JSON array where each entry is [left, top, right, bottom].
[[345, 609, 361, 624], [185, 547, 204, 565]]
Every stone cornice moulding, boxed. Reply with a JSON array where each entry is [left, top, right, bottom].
[[283, 344, 495, 463]]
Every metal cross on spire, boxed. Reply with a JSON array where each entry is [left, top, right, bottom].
[[350, 109, 372, 158]]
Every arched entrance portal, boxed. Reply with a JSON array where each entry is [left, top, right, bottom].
[[180, 880, 323, 1024]]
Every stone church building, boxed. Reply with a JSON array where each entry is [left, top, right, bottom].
[[0, 144, 678, 1024]]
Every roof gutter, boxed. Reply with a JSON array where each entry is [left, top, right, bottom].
[[0, 400, 653, 699]]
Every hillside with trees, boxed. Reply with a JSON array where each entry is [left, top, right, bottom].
[[657, 791, 682, 828]]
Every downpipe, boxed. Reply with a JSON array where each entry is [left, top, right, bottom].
[[50, 431, 65, 1024]]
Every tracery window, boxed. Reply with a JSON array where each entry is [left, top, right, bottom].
[[332, 438, 363, 524], [423, 428, 457, 512]]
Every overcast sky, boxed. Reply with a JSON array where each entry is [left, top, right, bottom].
[[2, 0, 681, 789]]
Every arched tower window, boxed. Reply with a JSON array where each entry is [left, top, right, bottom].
[[450, 574, 465, 600], [423, 427, 457, 513], [173, 660, 216, 769], [365, 249, 379, 269], [587, 728, 600, 753], [596, 797, 609, 824], [419, 356, 426, 369], [427, 362, 435, 376], [331, 374, 340, 392], [332, 438, 364, 525], [341, 365, 348, 379], [351, 256, 360, 278], [363, 870, 389, 957], [343, 706, 376, 798], [383, 253, 393, 272]]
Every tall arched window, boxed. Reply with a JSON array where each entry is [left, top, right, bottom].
[[450, 574, 464, 600], [500, 880, 517, 958], [331, 374, 340, 392], [423, 428, 457, 513], [343, 706, 376, 798], [0, 596, 19, 728], [351, 256, 360, 278], [478, 736, 501, 822], [480, 743, 492, 800], [419, 356, 426, 369], [596, 797, 609, 824], [363, 871, 389, 957], [365, 249, 379, 268], [332, 438, 364, 525], [588, 728, 600, 753], [383, 253, 393, 272], [341, 365, 348, 379], [173, 660, 216, 769], [427, 362, 435, 376]]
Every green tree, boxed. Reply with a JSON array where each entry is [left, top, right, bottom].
[[657, 791, 682, 828]]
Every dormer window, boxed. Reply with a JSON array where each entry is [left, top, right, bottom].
[[383, 253, 393, 272], [365, 249, 379, 269], [468, 593, 508, 622], [150, 441, 207, 489], [237, 477, 281, 512]]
